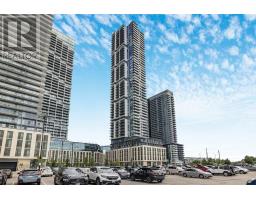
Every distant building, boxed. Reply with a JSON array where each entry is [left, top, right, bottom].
[[48, 138, 103, 166], [107, 137, 166, 166], [110, 21, 149, 141], [148, 90, 184, 164], [42, 28, 74, 139], [108, 22, 167, 166], [0, 127, 51, 170]]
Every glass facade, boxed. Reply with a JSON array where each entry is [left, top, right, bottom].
[[24, 133, 32, 157], [4, 131, 13, 156], [0, 130, 4, 154], [50, 138, 102, 152], [15, 132, 24, 156]]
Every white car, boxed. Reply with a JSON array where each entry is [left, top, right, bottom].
[[166, 166, 184, 175], [88, 167, 121, 185], [234, 166, 249, 174], [41, 167, 53, 177], [78, 167, 91, 176]]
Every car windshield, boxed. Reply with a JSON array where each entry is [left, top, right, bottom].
[[22, 170, 39, 175], [63, 168, 80, 175], [99, 168, 113, 173], [118, 169, 127, 173]]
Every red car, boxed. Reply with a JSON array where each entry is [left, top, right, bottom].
[[194, 164, 212, 173]]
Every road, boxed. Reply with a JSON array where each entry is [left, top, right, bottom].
[[6, 171, 256, 185]]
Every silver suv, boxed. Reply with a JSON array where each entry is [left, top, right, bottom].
[[88, 167, 121, 185]]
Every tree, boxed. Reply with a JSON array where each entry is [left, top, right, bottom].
[[191, 160, 200, 165], [224, 158, 231, 165], [244, 155, 255, 165], [65, 158, 70, 167]]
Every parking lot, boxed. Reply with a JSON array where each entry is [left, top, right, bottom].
[[5, 171, 256, 185]]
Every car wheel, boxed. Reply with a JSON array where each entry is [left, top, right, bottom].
[[96, 178, 101, 185], [199, 174, 204, 179], [157, 179, 163, 183], [240, 170, 244, 174], [130, 175, 135, 181], [223, 172, 228, 176], [146, 177, 152, 183], [183, 173, 187, 177], [37, 181, 41, 185], [80, 179, 87, 185]]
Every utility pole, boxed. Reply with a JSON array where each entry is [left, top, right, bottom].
[[206, 148, 208, 161], [218, 150, 221, 166]]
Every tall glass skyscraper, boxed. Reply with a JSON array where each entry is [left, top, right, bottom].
[[110, 21, 149, 143], [0, 15, 53, 131], [42, 29, 74, 139]]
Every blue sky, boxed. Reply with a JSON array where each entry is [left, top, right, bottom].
[[53, 14, 256, 161]]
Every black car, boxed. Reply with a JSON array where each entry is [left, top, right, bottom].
[[247, 178, 256, 185], [1, 169, 12, 178], [112, 168, 130, 179], [0, 170, 7, 185], [130, 167, 165, 183], [54, 167, 88, 185]]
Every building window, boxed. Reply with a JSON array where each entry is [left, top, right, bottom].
[[4, 131, 13, 156], [34, 134, 42, 157], [24, 133, 32, 157], [0, 130, 4, 155], [41, 135, 48, 157], [15, 132, 24, 156]]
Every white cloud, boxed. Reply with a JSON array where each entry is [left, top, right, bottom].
[[224, 16, 242, 40], [221, 59, 235, 72], [165, 30, 189, 44], [245, 14, 256, 21], [228, 46, 239, 56], [205, 48, 218, 59], [94, 14, 121, 27], [242, 54, 254, 69], [158, 23, 166, 32], [138, 15, 153, 25], [173, 14, 192, 22], [205, 63, 219, 73], [199, 30, 206, 43]]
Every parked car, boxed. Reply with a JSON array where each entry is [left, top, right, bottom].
[[112, 168, 130, 179], [18, 169, 41, 185], [194, 164, 212, 173], [54, 167, 88, 185], [41, 167, 53, 177], [130, 167, 165, 183], [52, 167, 59, 175], [233, 166, 249, 174], [0, 170, 7, 185], [78, 167, 90, 176], [166, 166, 184, 175], [181, 168, 212, 179], [153, 166, 167, 175], [1, 169, 12, 178], [246, 178, 256, 185], [244, 165, 256, 171], [207, 166, 234, 176], [88, 167, 121, 185], [220, 165, 237, 175]]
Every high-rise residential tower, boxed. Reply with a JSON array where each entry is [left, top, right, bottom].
[[148, 90, 184, 164], [148, 90, 177, 145], [0, 15, 53, 131], [110, 22, 148, 142], [42, 29, 74, 139]]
